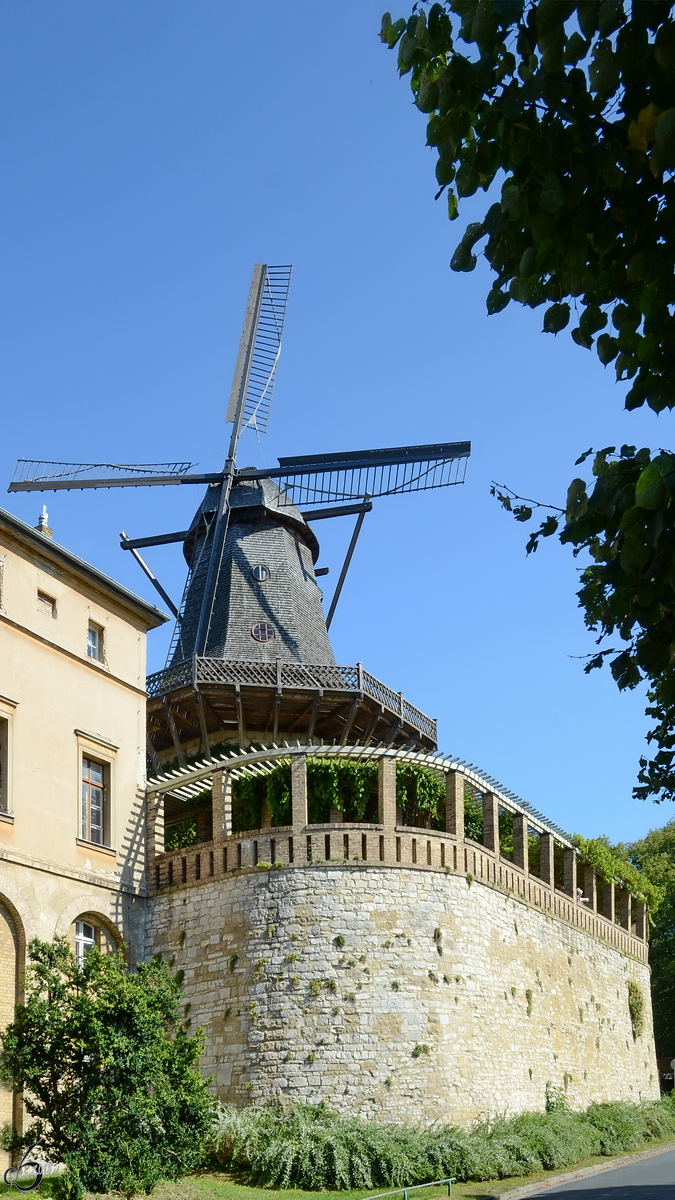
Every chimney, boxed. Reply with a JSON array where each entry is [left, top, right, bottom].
[[36, 505, 53, 539]]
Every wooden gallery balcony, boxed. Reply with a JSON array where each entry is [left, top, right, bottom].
[[145, 658, 438, 760], [145, 745, 649, 964]]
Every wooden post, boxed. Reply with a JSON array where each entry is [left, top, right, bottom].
[[539, 832, 554, 889], [512, 813, 528, 874], [635, 900, 647, 941], [581, 864, 597, 910], [482, 791, 499, 854], [563, 847, 577, 898], [445, 771, 464, 841]]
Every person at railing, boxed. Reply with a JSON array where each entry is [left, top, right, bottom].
[[576, 887, 590, 904]]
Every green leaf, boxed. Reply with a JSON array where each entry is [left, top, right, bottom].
[[575, 448, 593, 466], [539, 172, 565, 213], [655, 108, 675, 169], [543, 302, 570, 334], [486, 283, 510, 314], [580, 305, 608, 336], [572, 326, 594, 349], [566, 477, 588, 520], [596, 333, 619, 365], [447, 188, 459, 220], [635, 462, 667, 511]]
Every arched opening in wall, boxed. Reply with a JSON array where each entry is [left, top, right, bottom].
[[0, 896, 25, 1170], [69, 914, 122, 965]]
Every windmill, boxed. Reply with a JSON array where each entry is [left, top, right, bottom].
[[9, 264, 470, 763]]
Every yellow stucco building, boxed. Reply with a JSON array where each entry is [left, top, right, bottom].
[[0, 508, 167, 1162]]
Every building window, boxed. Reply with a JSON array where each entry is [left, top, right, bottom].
[[87, 622, 104, 661], [0, 718, 8, 813], [251, 564, 270, 582], [75, 920, 97, 965], [251, 621, 275, 643], [37, 590, 56, 618], [81, 757, 106, 844]]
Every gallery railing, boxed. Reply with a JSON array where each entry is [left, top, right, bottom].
[[145, 744, 649, 963]]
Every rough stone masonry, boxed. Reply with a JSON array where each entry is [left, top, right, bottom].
[[149, 863, 658, 1124]]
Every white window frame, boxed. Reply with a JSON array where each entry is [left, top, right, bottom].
[[87, 621, 105, 662], [0, 696, 17, 816], [75, 731, 117, 851], [75, 920, 98, 965], [37, 589, 57, 619]]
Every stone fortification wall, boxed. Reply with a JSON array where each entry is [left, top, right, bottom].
[[148, 863, 658, 1125]]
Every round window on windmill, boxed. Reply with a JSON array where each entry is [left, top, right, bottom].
[[251, 564, 270, 582], [251, 621, 275, 643]]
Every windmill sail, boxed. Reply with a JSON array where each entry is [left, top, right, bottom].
[[9, 460, 206, 491], [238, 440, 470, 507], [225, 264, 292, 438]]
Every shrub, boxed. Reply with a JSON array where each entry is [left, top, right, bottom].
[[206, 1095, 675, 1190]]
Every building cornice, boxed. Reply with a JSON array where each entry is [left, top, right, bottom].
[[0, 507, 169, 630]]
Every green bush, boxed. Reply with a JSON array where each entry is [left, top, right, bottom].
[[206, 1095, 675, 1190]]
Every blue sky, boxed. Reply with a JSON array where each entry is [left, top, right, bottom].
[[1, 0, 673, 843]]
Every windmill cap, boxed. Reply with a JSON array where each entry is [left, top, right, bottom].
[[183, 475, 319, 565]]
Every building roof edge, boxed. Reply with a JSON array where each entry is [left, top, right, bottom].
[[0, 507, 170, 629]]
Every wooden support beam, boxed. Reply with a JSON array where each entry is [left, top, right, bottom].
[[383, 720, 400, 747], [146, 736, 161, 773], [195, 691, 213, 761], [363, 705, 383, 745], [635, 900, 647, 941], [340, 695, 361, 745], [235, 683, 247, 746], [306, 694, 322, 743], [163, 703, 186, 768], [602, 879, 615, 923]]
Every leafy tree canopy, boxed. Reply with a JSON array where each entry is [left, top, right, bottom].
[[381, 0, 675, 801], [627, 817, 675, 1053], [0, 939, 213, 1199]]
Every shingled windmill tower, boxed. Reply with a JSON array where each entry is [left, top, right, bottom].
[[10, 265, 470, 764]]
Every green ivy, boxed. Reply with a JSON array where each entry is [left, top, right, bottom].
[[396, 763, 444, 828], [573, 833, 662, 913], [165, 819, 197, 853]]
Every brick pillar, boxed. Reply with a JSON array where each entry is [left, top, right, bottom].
[[539, 832, 554, 888], [635, 901, 647, 941], [445, 771, 464, 840], [563, 847, 577, 898], [378, 757, 397, 865], [291, 755, 308, 866], [378, 757, 397, 825], [147, 793, 164, 859], [482, 791, 499, 854], [602, 879, 615, 923], [581, 864, 597, 910], [512, 813, 528, 874], [212, 770, 232, 837], [617, 889, 631, 930]]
